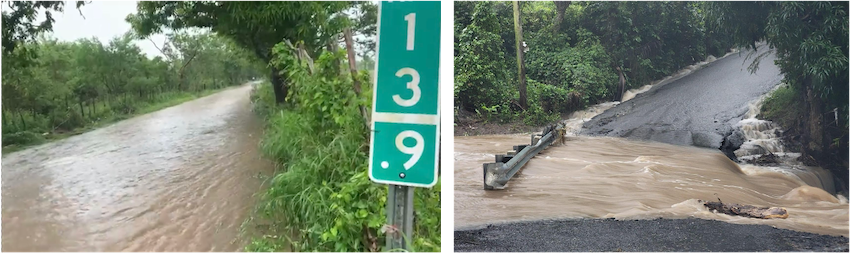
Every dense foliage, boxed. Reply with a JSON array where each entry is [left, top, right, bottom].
[[1, 28, 261, 151], [454, 1, 734, 125], [247, 42, 440, 252]]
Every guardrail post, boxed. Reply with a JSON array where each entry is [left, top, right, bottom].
[[483, 124, 563, 190]]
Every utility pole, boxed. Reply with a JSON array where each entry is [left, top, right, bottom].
[[513, 1, 528, 110]]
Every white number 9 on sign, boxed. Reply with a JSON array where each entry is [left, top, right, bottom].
[[395, 130, 424, 170], [392, 67, 421, 107]]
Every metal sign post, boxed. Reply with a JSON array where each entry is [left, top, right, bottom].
[[368, 1, 441, 251], [386, 184, 415, 249]]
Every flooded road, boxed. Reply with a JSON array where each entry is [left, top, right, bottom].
[[455, 135, 848, 237], [454, 47, 848, 238], [2, 84, 274, 251]]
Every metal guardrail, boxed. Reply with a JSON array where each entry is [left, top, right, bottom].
[[483, 125, 562, 190]]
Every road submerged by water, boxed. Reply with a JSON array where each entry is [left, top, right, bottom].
[[2, 84, 274, 251]]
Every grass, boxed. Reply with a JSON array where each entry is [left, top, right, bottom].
[[760, 84, 802, 134], [1, 87, 232, 155]]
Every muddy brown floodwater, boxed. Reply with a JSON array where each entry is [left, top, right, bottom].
[[455, 135, 849, 237], [2, 84, 274, 251]]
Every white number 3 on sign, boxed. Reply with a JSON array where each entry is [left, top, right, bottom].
[[392, 67, 420, 107]]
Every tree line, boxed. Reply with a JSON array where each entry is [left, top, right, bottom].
[[455, 1, 735, 125], [1, 30, 262, 147]]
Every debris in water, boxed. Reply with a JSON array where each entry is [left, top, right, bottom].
[[699, 196, 789, 219], [743, 153, 781, 166]]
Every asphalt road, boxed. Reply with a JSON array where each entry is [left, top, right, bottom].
[[581, 47, 782, 154], [455, 218, 849, 252]]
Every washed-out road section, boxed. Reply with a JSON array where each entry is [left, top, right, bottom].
[[581, 47, 782, 156]]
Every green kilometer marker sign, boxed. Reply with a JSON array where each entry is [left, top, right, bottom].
[[369, 1, 440, 187]]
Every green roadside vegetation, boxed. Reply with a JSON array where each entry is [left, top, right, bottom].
[[1, 15, 263, 154], [454, 1, 734, 127], [246, 47, 440, 252]]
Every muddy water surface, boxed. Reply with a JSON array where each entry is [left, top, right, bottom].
[[2, 84, 274, 251], [455, 135, 848, 237]]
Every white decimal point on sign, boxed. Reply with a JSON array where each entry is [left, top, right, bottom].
[[392, 67, 421, 107], [404, 13, 415, 50], [395, 130, 423, 170]]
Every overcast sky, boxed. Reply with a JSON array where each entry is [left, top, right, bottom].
[[45, 1, 165, 58]]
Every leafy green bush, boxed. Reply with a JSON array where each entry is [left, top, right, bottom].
[[50, 107, 86, 131], [248, 45, 440, 252], [455, 1, 514, 112], [528, 79, 576, 114], [2, 131, 44, 146], [114, 97, 137, 115], [523, 104, 561, 126], [525, 28, 617, 108]]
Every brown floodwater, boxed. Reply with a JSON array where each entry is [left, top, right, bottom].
[[455, 134, 849, 237], [2, 84, 274, 251]]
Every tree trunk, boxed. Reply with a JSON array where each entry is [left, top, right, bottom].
[[806, 83, 824, 158], [344, 28, 362, 95], [269, 66, 288, 104], [19, 111, 26, 130], [344, 27, 369, 125], [554, 1, 571, 32], [90, 98, 95, 118], [79, 101, 86, 119], [328, 34, 342, 75], [513, 1, 528, 110], [803, 77, 824, 160], [616, 66, 626, 101]]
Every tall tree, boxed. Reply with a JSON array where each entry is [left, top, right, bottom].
[[513, 1, 528, 110]]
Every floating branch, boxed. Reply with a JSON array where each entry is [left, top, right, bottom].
[[699, 199, 789, 219]]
